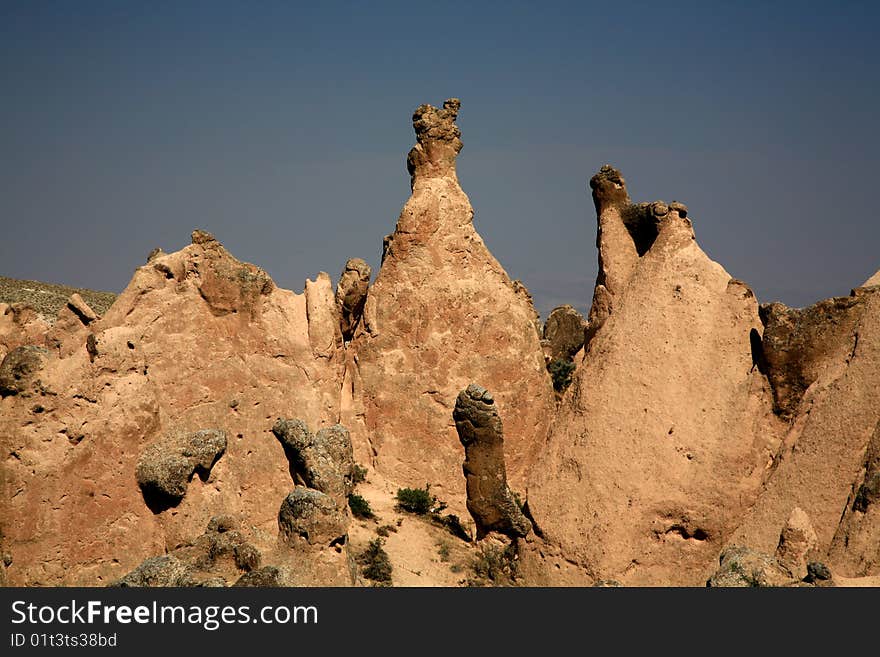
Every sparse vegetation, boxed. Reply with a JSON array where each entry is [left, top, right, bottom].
[[375, 524, 397, 537], [395, 485, 435, 515], [348, 493, 375, 520], [437, 541, 451, 562], [469, 542, 519, 586], [352, 464, 368, 485], [548, 358, 576, 392], [358, 538, 392, 584]]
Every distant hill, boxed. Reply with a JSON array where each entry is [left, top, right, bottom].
[[0, 275, 117, 322]]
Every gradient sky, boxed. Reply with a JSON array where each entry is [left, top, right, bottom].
[[1, 1, 878, 318]]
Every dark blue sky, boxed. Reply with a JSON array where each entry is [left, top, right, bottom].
[[2, 1, 878, 316]]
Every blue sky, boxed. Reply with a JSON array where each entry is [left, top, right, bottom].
[[1, 1, 878, 316]]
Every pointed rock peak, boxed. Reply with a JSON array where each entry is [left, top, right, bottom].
[[863, 269, 880, 287], [406, 98, 463, 184], [589, 164, 631, 213], [191, 229, 219, 246]]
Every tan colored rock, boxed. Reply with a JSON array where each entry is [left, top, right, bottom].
[[774, 507, 819, 579], [335, 258, 371, 341], [863, 269, 880, 287], [729, 288, 880, 564], [305, 272, 342, 358], [0, 303, 50, 361], [827, 419, 880, 576], [526, 166, 782, 586], [0, 233, 345, 585], [347, 99, 555, 512], [758, 294, 869, 418], [67, 293, 98, 325]]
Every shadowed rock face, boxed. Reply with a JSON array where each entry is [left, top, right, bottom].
[[336, 258, 371, 341], [759, 291, 873, 419], [453, 384, 531, 539]]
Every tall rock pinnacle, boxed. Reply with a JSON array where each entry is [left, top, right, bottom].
[[406, 98, 463, 186], [345, 99, 555, 513]]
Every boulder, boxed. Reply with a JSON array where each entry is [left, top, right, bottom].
[[335, 258, 371, 341], [272, 419, 355, 505], [453, 384, 531, 539], [278, 487, 347, 547], [774, 507, 819, 579], [135, 429, 227, 511]]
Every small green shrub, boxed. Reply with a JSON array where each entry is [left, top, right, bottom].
[[376, 524, 397, 537], [352, 464, 368, 485], [359, 538, 392, 584], [396, 485, 435, 515], [348, 493, 375, 520], [547, 358, 576, 392], [437, 541, 451, 562]]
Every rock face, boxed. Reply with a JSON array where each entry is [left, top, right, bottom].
[[347, 99, 555, 511], [542, 305, 587, 362], [526, 166, 782, 585], [114, 516, 263, 587], [453, 384, 531, 539], [0, 230, 346, 585], [335, 258, 371, 341], [728, 287, 880, 572]]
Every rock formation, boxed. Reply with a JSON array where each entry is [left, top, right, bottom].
[[1, 98, 879, 589], [347, 99, 555, 512], [0, 230, 348, 585], [526, 165, 782, 585], [453, 384, 531, 539], [336, 258, 371, 341], [272, 419, 355, 506], [542, 305, 587, 362], [727, 287, 880, 569]]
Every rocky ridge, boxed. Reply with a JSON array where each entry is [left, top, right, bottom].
[[1, 99, 878, 587]]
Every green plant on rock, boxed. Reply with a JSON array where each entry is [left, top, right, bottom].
[[395, 485, 435, 515], [359, 538, 392, 584], [352, 464, 368, 485], [348, 493, 375, 520]]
